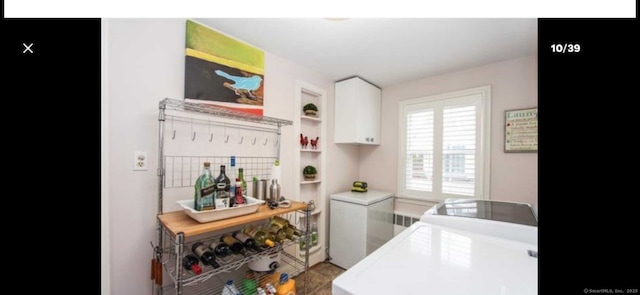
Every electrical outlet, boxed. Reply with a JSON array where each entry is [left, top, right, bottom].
[[133, 151, 147, 171]]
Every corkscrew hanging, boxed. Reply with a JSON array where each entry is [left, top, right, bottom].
[[171, 117, 176, 140], [191, 119, 196, 141], [208, 121, 213, 142]]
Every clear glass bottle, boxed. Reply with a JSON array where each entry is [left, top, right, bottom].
[[298, 223, 307, 251], [194, 162, 216, 211], [311, 222, 318, 247], [214, 165, 231, 208]]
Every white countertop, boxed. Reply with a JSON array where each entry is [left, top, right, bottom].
[[330, 189, 394, 206], [332, 221, 538, 295]]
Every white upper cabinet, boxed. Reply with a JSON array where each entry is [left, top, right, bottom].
[[334, 77, 381, 145]]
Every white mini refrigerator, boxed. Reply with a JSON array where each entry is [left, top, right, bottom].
[[329, 190, 394, 269]]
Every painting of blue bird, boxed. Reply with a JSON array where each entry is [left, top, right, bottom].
[[214, 70, 263, 99]]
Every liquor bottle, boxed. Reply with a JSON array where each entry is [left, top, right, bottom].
[[243, 225, 276, 248], [238, 168, 247, 198], [232, 177, 246, 206], [311, 222, 318, 247], [214, 165, 231, 208], [194, 162, 216, 211], [182, 254, 202, 275], [220, 234, 246, 256], [256, 287, 267, 295], [192, 242, 220, 269], [287, 224, 302, 237], [208, 241, 232, 259], [233, 231, 262, 252], [229, 156, 237, 197]]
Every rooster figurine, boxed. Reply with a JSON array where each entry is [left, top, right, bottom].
[[300, 134, 309, 149], [310, 137, 319, 150]]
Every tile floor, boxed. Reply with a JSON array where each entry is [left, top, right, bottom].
[[293, 262, 345, 295]]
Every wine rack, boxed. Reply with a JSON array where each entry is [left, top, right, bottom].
[[153, 98, 310, 295]]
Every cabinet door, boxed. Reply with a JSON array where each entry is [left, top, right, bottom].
[[334, 79, 358, 143], [358, 81, 381, 145]]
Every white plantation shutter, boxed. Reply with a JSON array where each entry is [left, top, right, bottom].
[[442, 104, 476, 196], [406, 109, 434, 192], [398, 86, 490, 201]]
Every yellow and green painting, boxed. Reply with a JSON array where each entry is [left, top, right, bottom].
[[185, 20, 265, 116]]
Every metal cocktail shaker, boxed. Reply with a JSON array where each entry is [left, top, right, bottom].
[[269, 179, 281, 202]]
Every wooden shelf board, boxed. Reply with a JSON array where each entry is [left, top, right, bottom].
[[300, 180, 321, 184], [158, 201, 308, 238], [300, 149, 321, 153], [301, 115, 321, 122]]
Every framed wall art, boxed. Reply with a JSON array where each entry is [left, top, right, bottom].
[[184, 20, 265, 116], [505, 107, 538, 153]]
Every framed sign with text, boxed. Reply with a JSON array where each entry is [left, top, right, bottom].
[[505, 107, 538, 153]]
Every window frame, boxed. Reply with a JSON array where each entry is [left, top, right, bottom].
[[397, 86, 491, 201]]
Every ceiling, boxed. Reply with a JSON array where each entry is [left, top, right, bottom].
[[195, 18, 537, 88]]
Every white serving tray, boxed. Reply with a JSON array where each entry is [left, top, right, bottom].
[[176, 197, 265, 223]]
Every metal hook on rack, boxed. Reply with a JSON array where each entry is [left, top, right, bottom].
[[238, 136, 244, 144], [225, 135, 230, 143], [208, 121, 213, 142], [264, 138, 269, 146], [274, 137, 279, 146], [252, 137, 257, 145]]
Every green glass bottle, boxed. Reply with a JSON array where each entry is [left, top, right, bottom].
[[194, 162, 216, 211], [238, 168, 247, 198]]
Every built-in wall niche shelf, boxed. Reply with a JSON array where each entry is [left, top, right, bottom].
[[301, 115, 322, 122], [301, 149, 322, 153], [299, 244, 323, 257], [301, 180, 322, 184]]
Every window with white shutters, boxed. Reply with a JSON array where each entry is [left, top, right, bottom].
[[398, 86, 490, 201]]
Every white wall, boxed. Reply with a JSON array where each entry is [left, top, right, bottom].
[[359, 55, 538, 215], [105, 18, 358, 295]]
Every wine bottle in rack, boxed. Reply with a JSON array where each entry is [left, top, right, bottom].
[[208, 241, 232, 259], [191, 242, 221, 269], [270, 216, 290, 229], [243, 225, 276, 248], [268, 223, 288, 243], [260, 225, 280, 246], [182, 254, 202, 275], [233, 231, 262, 252], [220, 234, 246, 256]]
